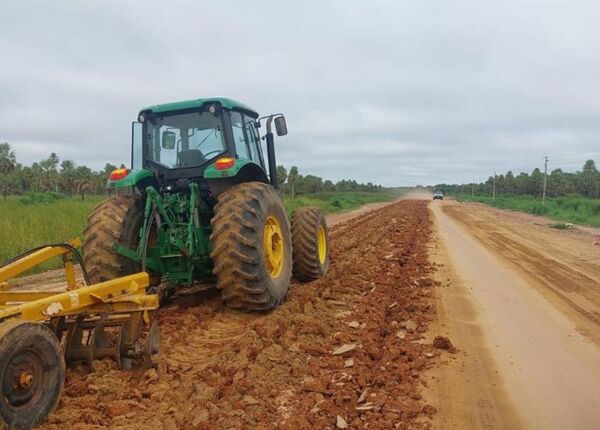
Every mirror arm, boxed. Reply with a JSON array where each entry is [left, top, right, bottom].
[[266, 131, 278, 189], [257, 113, 286, 189], [266, 116, 274, 135]]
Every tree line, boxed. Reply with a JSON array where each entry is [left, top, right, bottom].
[[0, 143, 125, 200], [275, 165, 384, 197], [0, 143, 383, 200], [435, 159, 600, 199]]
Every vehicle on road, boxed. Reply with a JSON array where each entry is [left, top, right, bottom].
[[433, 190, 444, 200]]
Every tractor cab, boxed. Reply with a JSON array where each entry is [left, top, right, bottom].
[[110, 97, 287, 194]]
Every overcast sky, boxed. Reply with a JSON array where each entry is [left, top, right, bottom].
[[1, 0, 600, 186]]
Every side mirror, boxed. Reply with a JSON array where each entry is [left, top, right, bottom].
[[162, 130, 176, 149], [274, 116, 288, 136]]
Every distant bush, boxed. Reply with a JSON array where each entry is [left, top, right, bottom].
[[330, 198, 343, 209], [19, 192, 67, 205]]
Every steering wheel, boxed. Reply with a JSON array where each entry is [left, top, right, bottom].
[[203, 150, 223, 159]]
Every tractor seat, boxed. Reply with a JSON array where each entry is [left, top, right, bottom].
[[178, 149, 206, 167]]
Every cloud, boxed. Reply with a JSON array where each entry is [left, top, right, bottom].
[[1, 0, 600, 186]]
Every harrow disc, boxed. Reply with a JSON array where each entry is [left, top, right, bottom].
[[0, 321, 65, 430], [63, 312, 160, 371], [119, 312, 160, 370]]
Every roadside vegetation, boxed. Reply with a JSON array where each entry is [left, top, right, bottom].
[[436, 159, 600, 199], [283, 191, 397, 217], [437, 159, 600, 228]]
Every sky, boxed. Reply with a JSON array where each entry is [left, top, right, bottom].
[[1, 0, 600, 186]]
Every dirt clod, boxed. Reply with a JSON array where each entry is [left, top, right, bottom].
[[336, 415, 349, 429], [332, 343, 357, 355], [433, 335, 456, 352], [422, 404, 437, 416], [403, 320, 418, 332]]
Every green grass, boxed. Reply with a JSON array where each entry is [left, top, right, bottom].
[[457, 194, 600, 228], [283, 191, 398, 217], [0, 191, 397, 274], [0, 195, 105, 272]]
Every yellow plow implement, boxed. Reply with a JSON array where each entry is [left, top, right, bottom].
[[0, 239, 160, 429]]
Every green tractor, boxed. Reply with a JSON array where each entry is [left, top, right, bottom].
[[83, 97, 329, 310]]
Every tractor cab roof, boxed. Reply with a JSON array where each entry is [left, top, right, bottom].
[[140, 97, 259, 118]]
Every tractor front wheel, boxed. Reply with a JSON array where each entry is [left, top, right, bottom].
[[210, 182, 292, 311]]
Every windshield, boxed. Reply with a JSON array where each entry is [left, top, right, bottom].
[[144, 111, 225, 169]]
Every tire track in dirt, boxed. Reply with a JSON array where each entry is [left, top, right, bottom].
[[442, 203, 600, 345], [36, 200, 445, 430]]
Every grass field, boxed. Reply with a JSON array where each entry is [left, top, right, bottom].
[[0, 195, 105, 272], [457, 195, 600, 227], [0, 191, 397, 273]]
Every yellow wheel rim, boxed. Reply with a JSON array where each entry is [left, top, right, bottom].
[[317, 225, 327, 264], [263, 216, 284, 278]]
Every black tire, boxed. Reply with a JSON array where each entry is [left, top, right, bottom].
[[0, 321, 65, 430], [291, 207, 330, 282], [82, 195, 152, 284], [210, 182, 292, 311]]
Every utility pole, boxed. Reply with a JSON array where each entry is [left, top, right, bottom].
[[542, 155, 548, 205], [492, 171, 496, 201], [471, 182, 474, 196]]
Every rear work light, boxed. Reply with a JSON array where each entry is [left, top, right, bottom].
[[215, 157, 235, 170], [109, 168, 130, 181]]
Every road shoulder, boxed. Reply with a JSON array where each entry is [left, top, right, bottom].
[[424, 203, 523, 429]]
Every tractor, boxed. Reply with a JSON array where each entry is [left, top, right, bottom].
[[83, 97, 330, 310]]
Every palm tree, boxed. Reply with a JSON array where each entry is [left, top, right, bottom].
[[0, 143, 16, 200], [60, 160, 77, 197], [288, 166, 298, 199]]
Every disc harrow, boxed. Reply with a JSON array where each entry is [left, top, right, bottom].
[[0, 239, 160, 430]]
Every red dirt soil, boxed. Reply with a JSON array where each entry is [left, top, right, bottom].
[[37, 200, 442, 430]]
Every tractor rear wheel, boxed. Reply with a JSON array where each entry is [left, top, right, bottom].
[[291, 207, 330, 281], [0, 321, 65, 430], [83, 195, 149, 284], [210, 182, 292, 311]]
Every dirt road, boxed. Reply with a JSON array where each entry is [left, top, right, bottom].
[[36, 200, 449, 430], [429, 200, 600, 430]]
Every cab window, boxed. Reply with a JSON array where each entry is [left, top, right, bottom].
[[145, 110, 225, 168], [231, 111, 251, 160], [244, 115, 264, 166]]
